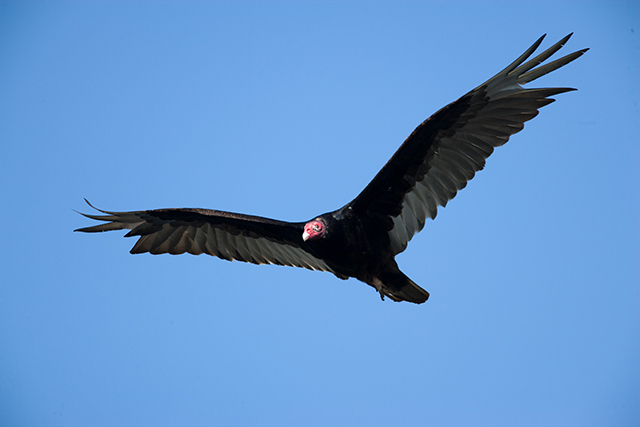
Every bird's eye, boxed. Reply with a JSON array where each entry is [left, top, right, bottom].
[[312, 224, 322, 232]]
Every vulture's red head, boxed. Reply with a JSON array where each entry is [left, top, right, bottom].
[[302, 220, 325, 241]]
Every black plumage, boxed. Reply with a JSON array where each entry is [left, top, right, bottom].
[[76, 34, 588, 304]]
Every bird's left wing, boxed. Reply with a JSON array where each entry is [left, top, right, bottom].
[[349, 34, 588, 254], [75, 200, 334, 273]]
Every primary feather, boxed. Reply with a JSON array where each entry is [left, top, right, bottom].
[[76, 34, 588, 304]]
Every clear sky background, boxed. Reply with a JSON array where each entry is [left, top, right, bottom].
[[1, 1, 638, 426]]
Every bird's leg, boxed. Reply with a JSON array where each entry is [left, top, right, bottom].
[[371, 277, 403, 302], [384, 290, 403, 302]]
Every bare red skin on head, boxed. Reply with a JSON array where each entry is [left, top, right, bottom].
[[302, 220, 325, 241]]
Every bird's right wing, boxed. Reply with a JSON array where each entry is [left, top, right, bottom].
[[75, 200, 335, 273], [350, 34, 588, 254]]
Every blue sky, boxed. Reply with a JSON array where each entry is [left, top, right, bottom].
[[1, 1, 638, 426]]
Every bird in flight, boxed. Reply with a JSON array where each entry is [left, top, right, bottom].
[[76, 34, 587, 304]]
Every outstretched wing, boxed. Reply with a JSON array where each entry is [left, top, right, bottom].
[[350, 34, 588, 254], [75, 200, 334, 273]]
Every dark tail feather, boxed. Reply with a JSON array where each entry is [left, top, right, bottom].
[[377, 271, 430, 304]]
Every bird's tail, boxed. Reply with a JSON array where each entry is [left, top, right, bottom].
[[375, 271, 430, 304]]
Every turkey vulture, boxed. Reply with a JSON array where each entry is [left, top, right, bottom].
[[76, 34, 587, 304]]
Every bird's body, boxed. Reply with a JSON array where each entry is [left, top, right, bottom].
[[76, 34, 588, 304]]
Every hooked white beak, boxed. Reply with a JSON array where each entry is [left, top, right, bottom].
[[302, 230, 310, 241]]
